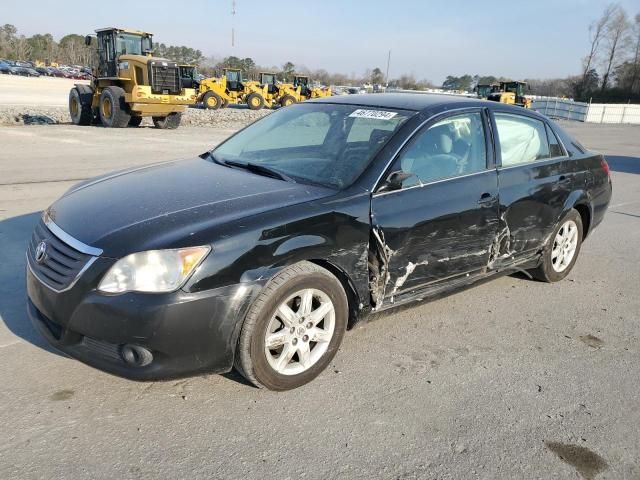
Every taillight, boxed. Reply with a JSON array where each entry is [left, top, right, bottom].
[[601, 158, 610, 176]]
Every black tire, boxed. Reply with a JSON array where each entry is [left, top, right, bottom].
[[280, 94, 296, 107], [529, 209, 583, 282], [246, 92, 265, 110], [152, 112, 182, 129], [235, 261, 348, 391], [202, 91, 222, 110], [69, 86, 93, 126], [99, 86, 131, 128], [128, 116, 143, 127]]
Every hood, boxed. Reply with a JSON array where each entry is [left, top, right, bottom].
[[47, 157, 334, 257]]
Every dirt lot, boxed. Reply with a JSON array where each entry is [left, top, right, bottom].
[[0, 121, 639, 479], [0, 75, 86, 107]]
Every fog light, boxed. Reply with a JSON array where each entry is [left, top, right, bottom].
[[120, 344, 153, 367]]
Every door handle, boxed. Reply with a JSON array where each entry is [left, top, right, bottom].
[[558, 175, 570, 183], [478, 192, 495, 205]]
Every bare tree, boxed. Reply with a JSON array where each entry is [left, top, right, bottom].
[[629, 13, 640, 93], [600, 5, 631, 91], [582, 3, 616, 89]]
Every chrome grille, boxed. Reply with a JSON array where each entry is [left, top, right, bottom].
[[149, 62, 180, 94], [27, 219, 93, 291]]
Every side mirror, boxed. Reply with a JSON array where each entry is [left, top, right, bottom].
[[380, 170, 414, 192], [85, 35, 92, 46]]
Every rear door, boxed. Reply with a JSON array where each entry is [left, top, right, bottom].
[[491, 110, 572, 261], [370, 109, 499, 302]]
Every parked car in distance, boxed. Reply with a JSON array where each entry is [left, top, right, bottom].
[[9, 65, 29, 76], [26, 94, 612, 390], [0, 61, 10, 74], [25, 67, 40, 77]]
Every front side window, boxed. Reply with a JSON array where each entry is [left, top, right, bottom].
[[116, 34, 147, 56], [390, 111, 487, 188], [213, 104, 413, 188], [495, 113, 551, 167]]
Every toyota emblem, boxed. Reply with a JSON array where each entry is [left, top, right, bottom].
[[35, 241, 47, 264]]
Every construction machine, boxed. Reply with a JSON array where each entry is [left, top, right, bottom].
[[197, 68, 267, 110], [475, 83, 500, 99], [293, 75, 331, 101], [487, 81, 532, 108], [69, 28, 197, 128], [259, 72, 298, 108]]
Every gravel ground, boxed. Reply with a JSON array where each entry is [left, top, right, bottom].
[[0, 74, 271, 127], [0, 104, 271, 127], [0, 120, 639, 479]]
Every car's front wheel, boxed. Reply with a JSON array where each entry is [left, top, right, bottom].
[[235, 261, 348, 390], [530, 209, 583, 282]]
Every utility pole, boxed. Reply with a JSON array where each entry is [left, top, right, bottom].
[[385, 50, 391, 87], [231, 0, 236, 47]]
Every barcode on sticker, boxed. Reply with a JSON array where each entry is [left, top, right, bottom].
[[349, 109, 397, 120]]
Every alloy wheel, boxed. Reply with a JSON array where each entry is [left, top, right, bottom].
[[551, 219, 578, 272], [264, 288, 335, 376]]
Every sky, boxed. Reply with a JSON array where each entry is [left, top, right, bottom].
[[4, 0, 639, 84]]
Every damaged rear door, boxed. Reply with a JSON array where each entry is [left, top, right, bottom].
[[370, 110, 499, 306]]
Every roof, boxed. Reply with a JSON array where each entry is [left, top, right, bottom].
[[311, 92, 541, 117], [311, 93, 485, 111], [94, 27, 152, 36]]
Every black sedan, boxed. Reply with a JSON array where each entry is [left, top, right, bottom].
[[26, 94, 612, 390]]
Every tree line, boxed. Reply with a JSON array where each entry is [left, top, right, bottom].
[[441, 3, 639, 102], [0, 24, 205, 68]]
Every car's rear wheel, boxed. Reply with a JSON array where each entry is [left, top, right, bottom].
[[530, 209, 583, 282], [235, 261, 348, 390]]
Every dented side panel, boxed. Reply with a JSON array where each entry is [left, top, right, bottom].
[[496, 158, 576, 257], [370, 170, 499, 307]]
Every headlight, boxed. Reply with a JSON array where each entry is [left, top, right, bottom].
[[98, 246, 210, 294]]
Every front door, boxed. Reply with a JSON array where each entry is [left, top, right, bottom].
[[370, 109, 499, 303]]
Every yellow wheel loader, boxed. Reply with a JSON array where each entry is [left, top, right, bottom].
[[293, 75, 331, 101], [487, 81, 532, 108], [69, 28, 197, 129], [196, 68, 268, 110], [259, 72, 297, 108]]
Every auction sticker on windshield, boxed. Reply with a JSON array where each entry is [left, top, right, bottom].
[[349, 109, 398, 120]]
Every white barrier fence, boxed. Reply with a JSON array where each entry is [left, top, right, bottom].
[[531, 98, 640, 124]]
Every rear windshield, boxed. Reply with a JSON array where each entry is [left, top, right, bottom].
[[213, 103, 414, 188]]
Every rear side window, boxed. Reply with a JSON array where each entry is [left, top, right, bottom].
[[545, 124, 565, 157], [494, 113, 550, 167]]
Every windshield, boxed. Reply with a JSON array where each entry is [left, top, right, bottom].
[[116, 33, 152, 55], [212, 103, 414, 189]]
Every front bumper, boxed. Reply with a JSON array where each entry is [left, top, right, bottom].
[[27, 265, 263, 380]]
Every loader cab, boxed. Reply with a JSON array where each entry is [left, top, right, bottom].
[[501, 81, 526, 99], [225, 68, 244, 92], [179, 65, 198, 89], [475, 83, 499, 99], [260, 73, 278, 94], [293, 75, 311, 96], [94, 28, 153, 78]]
